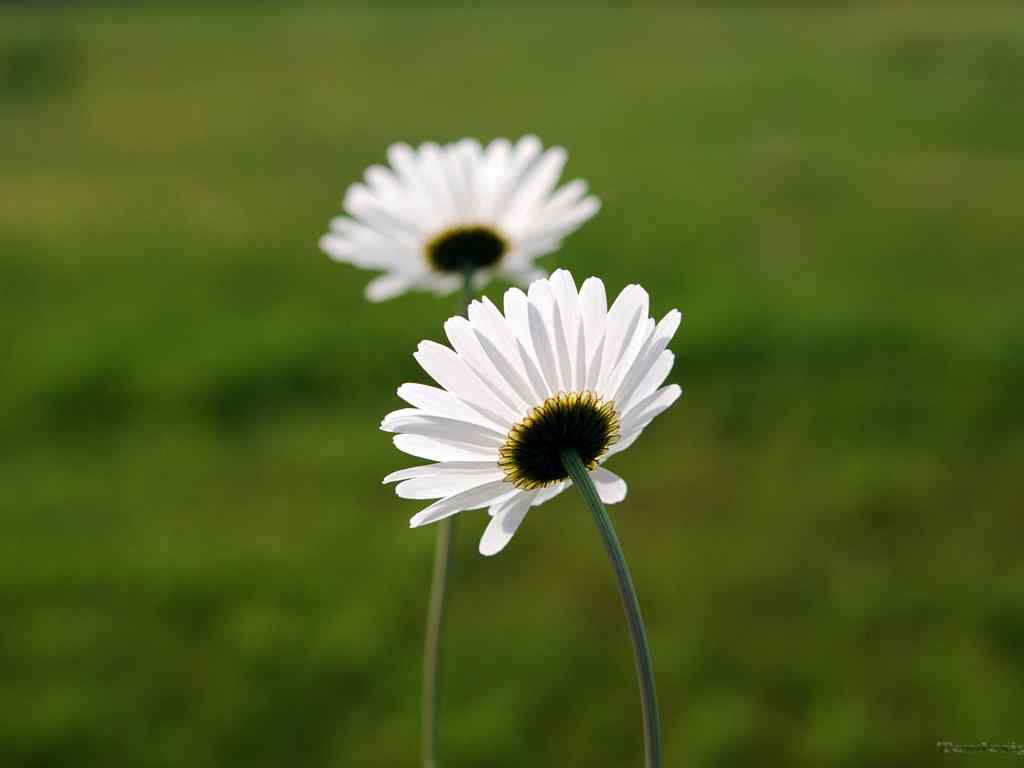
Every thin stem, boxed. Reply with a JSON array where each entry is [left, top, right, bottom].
[[421, 267, 475, 768], [461, 264, 475, 310], [421, 515, 452, 768], [561, 448, 662, 768]]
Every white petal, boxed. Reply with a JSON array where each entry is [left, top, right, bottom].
[[396, 383, 504, 431], [479, 491, 535, 556], [549, 300, 575, 393], [343, 183, 420, 238], [573, 321, 587, 396], [532, 196, 601, 240], [532, 481, 568, 507], [476, 137, 512, 219], [381, 408, 504, 439], [440, 141, 473, 219], [500, 146, 568, 229], [549, 269, 582, 390], [606, 427, 642, 458], [418, 142, 460, 222], [578, 276, 608, 388], [410, 480, 518, 527], [598, 285, 648, 393], [414, 340, 519, 426], [444, 316, 528, 413], [605, 317, 655, 398], [364, 164, 427, 228], [468, 297, 543, 406], [427, 274, 461, 297], [397, 471, 505, 500], [380, 412, 504, 449], [365, 273, 412, 302], [503, 287, 552, 400], [489, 135, 543, 215], [621, 350, 675, 416], [620, 384, 682, 435], [320, 231, 402, 270], [536, 178, 589, 225], [324, 218, 424, 274], [458, 139, 485, 199], [590, 467, 628, 504], [615, 308, 680, 412], [383, 461, 499, 483], [394, 434, 495, 463], [385, 142, 445, 229], [527, 280, 564, 392]]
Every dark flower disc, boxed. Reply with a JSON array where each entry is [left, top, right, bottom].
[[499, 391, 620, 490], [426, 225, 506, 273]]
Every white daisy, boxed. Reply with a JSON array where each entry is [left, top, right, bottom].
[[320, 136, 600, 302], [382, 269, 682, 556]]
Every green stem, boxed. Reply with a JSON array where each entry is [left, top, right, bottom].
[[561, 448, 663, 768], [461, 265, 475, 310], [421, 515, 453, 768], [421, 268, 475, 768]]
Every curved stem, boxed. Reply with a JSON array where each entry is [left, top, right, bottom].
[[561, 448, 662, 768], [421, 267, 476, 768]]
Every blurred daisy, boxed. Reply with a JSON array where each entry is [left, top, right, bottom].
[[382, 269, 682, 555], [320, 136, 600, 302]]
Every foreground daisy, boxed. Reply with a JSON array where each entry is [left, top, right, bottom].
[[382, 269, 681, 554], [383, 268, 680, 767], [320, 136, 600, 302]]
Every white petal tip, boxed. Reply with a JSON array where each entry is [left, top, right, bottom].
[[664, 384, 684, 404], [365, 274, 411, 302], [319, 237, 350, 263], [602, 490, 627, 504], [341, 185, 359, 210], [478, 530, 513, 556]]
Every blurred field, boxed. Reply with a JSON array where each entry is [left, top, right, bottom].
[[2, 2, 1023, 767]]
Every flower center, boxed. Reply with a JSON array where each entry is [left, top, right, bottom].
[[426, 226, 507, 273], [498, 391, 621, 490]]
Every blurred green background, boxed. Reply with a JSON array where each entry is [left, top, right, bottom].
[[2, 2, 1022, 766]]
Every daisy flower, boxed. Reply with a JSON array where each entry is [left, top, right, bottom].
[[319, 136, 600, 302], [382, 269, 682, 556]]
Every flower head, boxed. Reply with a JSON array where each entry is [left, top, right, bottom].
[[382, 269, 682, 555], [320, 137, 600, 301]]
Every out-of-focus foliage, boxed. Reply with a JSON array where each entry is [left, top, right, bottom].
[[1, 3, 1022, 767]]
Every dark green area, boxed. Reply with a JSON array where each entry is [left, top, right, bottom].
[[1, 3, 1022, 767]]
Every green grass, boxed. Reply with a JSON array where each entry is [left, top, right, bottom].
[[1, 2, 1022, 766]]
